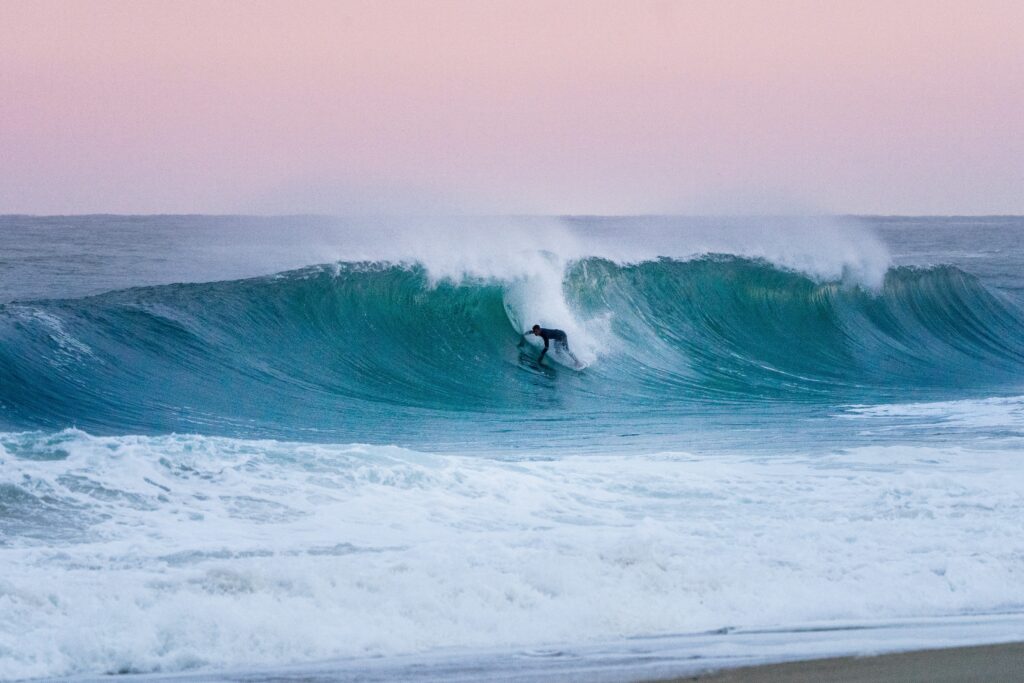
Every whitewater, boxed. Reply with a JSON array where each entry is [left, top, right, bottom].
[[1, 215, 1023, 681]]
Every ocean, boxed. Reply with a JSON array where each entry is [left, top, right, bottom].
[[2, 215, 1023, 681]]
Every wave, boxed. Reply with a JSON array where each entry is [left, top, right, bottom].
[[1, 256, 1023, 438]]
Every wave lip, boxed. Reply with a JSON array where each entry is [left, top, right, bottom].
[[1, 257, 1023, 437]]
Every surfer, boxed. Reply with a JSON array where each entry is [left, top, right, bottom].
[[526, 325, 580, 366]]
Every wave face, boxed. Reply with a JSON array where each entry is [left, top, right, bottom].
[[1, 256, 1023, 442]]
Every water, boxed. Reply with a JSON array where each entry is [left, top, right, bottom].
[[1, 215, 1023, 680]]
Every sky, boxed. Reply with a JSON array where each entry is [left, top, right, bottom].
[[1, 0, 1022, 215]]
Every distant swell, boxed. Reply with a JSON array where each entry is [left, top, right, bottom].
[[1, 257, 1023, 438]]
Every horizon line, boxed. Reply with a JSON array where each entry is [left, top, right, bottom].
[[2, 212, 1024, 220]]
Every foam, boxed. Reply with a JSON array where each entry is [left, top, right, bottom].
[[2, 430, 1022, 679], [846, 395, 1024, 430], [344, 215, 892, 289]]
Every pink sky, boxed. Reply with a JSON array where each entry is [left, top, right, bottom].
[[1, 0, 1022, 214]]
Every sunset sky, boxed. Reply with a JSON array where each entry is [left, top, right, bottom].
[[1, 0, 1021, 215]]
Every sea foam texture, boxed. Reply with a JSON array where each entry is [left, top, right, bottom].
[[2, 429, 1024, 679]]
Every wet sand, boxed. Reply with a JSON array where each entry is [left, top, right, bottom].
[[660, 641, 1024, 683]]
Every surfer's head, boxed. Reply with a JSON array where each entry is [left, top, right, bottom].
[[531, 325, 541, 335]]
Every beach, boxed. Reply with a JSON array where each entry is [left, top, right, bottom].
[[667, 641, 1024, 682]]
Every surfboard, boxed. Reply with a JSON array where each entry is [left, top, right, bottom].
[[544, 346, 584, 371]]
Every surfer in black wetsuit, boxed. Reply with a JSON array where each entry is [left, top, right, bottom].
[[526, 324, 580, 366]]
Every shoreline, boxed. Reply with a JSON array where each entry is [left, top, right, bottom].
[[661, 641, 1024, 683], [33, 626, 1024, 682]]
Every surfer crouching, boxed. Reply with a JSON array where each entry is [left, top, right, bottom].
[[527, 325, 580, 366]]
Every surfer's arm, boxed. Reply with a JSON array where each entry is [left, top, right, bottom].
[[537, 336, 549, 361]]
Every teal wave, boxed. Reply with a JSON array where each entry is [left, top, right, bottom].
[[1, 257, 1022, 440]]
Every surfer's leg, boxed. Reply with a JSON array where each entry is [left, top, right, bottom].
[[558, 340, 581, 365]]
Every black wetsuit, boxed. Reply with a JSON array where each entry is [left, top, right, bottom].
[[536, 328, 568, 349], [533, 328, 571, 362]]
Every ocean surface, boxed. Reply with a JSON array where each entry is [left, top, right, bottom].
[[2, 215, 1023, 681]]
